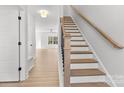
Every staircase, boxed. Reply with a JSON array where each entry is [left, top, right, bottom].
[[60, 16, 111, 87]]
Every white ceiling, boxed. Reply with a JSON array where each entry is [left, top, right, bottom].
[[28, 5, 61, 32]]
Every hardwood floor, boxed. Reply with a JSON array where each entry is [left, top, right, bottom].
[[0, 49, 59, 87]]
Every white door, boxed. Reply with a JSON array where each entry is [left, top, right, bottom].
[[0, 8, 20, 81]]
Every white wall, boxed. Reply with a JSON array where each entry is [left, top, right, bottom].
[[36, 32, 42, 48], [63, 5, 71, 16], [27, 10, 36, 59], [64, 5, 124, 86]]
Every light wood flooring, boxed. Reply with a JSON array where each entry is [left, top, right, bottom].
[[0, 49, 59, 87]]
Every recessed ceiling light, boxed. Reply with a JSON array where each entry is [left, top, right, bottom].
[[38, 10, 48, 18]]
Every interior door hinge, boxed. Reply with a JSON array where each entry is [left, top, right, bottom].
[[18, 67, 22, 71], [18, 42, 22, 45], [18, 16, 21, 20]]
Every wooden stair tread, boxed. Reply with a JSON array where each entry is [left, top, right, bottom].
[[64, 19, 74, 22], [64, 22, 73, 23], [64, 17, 71, 18], [64, 26, 77, 27], [64, 25, 77, 26], [64, 18, 72, 19], [71, 51, 93, 54], [64, 22, 74, 23], [64, 24, 76, 25], [71, 45, 89, 47], [64, 29, 78, 30], [64, 21, 73, 22], [64, 20, 73, 21], [64, 19, 72, 20], [64, 22, 75, 24], [66, 32, 80, 33], [71, 69, 105, 76], [64, 17, 72, 18], [71, 58, 97, 64], [71, 82, 110, 87]]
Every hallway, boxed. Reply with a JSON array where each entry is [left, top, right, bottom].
[[0, 49, 59, 87]]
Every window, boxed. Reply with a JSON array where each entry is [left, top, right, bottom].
[[48, 36, 58, 45]]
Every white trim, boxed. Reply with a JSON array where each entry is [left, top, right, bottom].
[[25, 56, 36, 80], [20, 9, 27, 81]]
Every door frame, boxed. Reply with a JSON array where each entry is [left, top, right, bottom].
[[19, 8, 27, 81]]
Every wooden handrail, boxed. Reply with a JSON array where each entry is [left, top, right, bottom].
[[71, 6, 124, 49]]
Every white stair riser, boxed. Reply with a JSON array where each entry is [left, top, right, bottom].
[[64, 27, 78, 29], [71, 47, 89, 51], [70, 76, 106, 83], [71, 63, 98, 69], [69, 33, 81, 35], [71, 37, 84, 40], [71, 41, 86, 45], [71, 54, 94, 59], [65, 30, 79, 32]]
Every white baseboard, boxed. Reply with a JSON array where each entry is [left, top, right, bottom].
[[25, 56, 36, 81]]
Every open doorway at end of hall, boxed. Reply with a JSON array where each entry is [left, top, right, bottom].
[[36, 32, 58, 49]]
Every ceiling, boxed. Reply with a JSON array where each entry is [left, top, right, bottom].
[[28, 5, 61, 32]]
